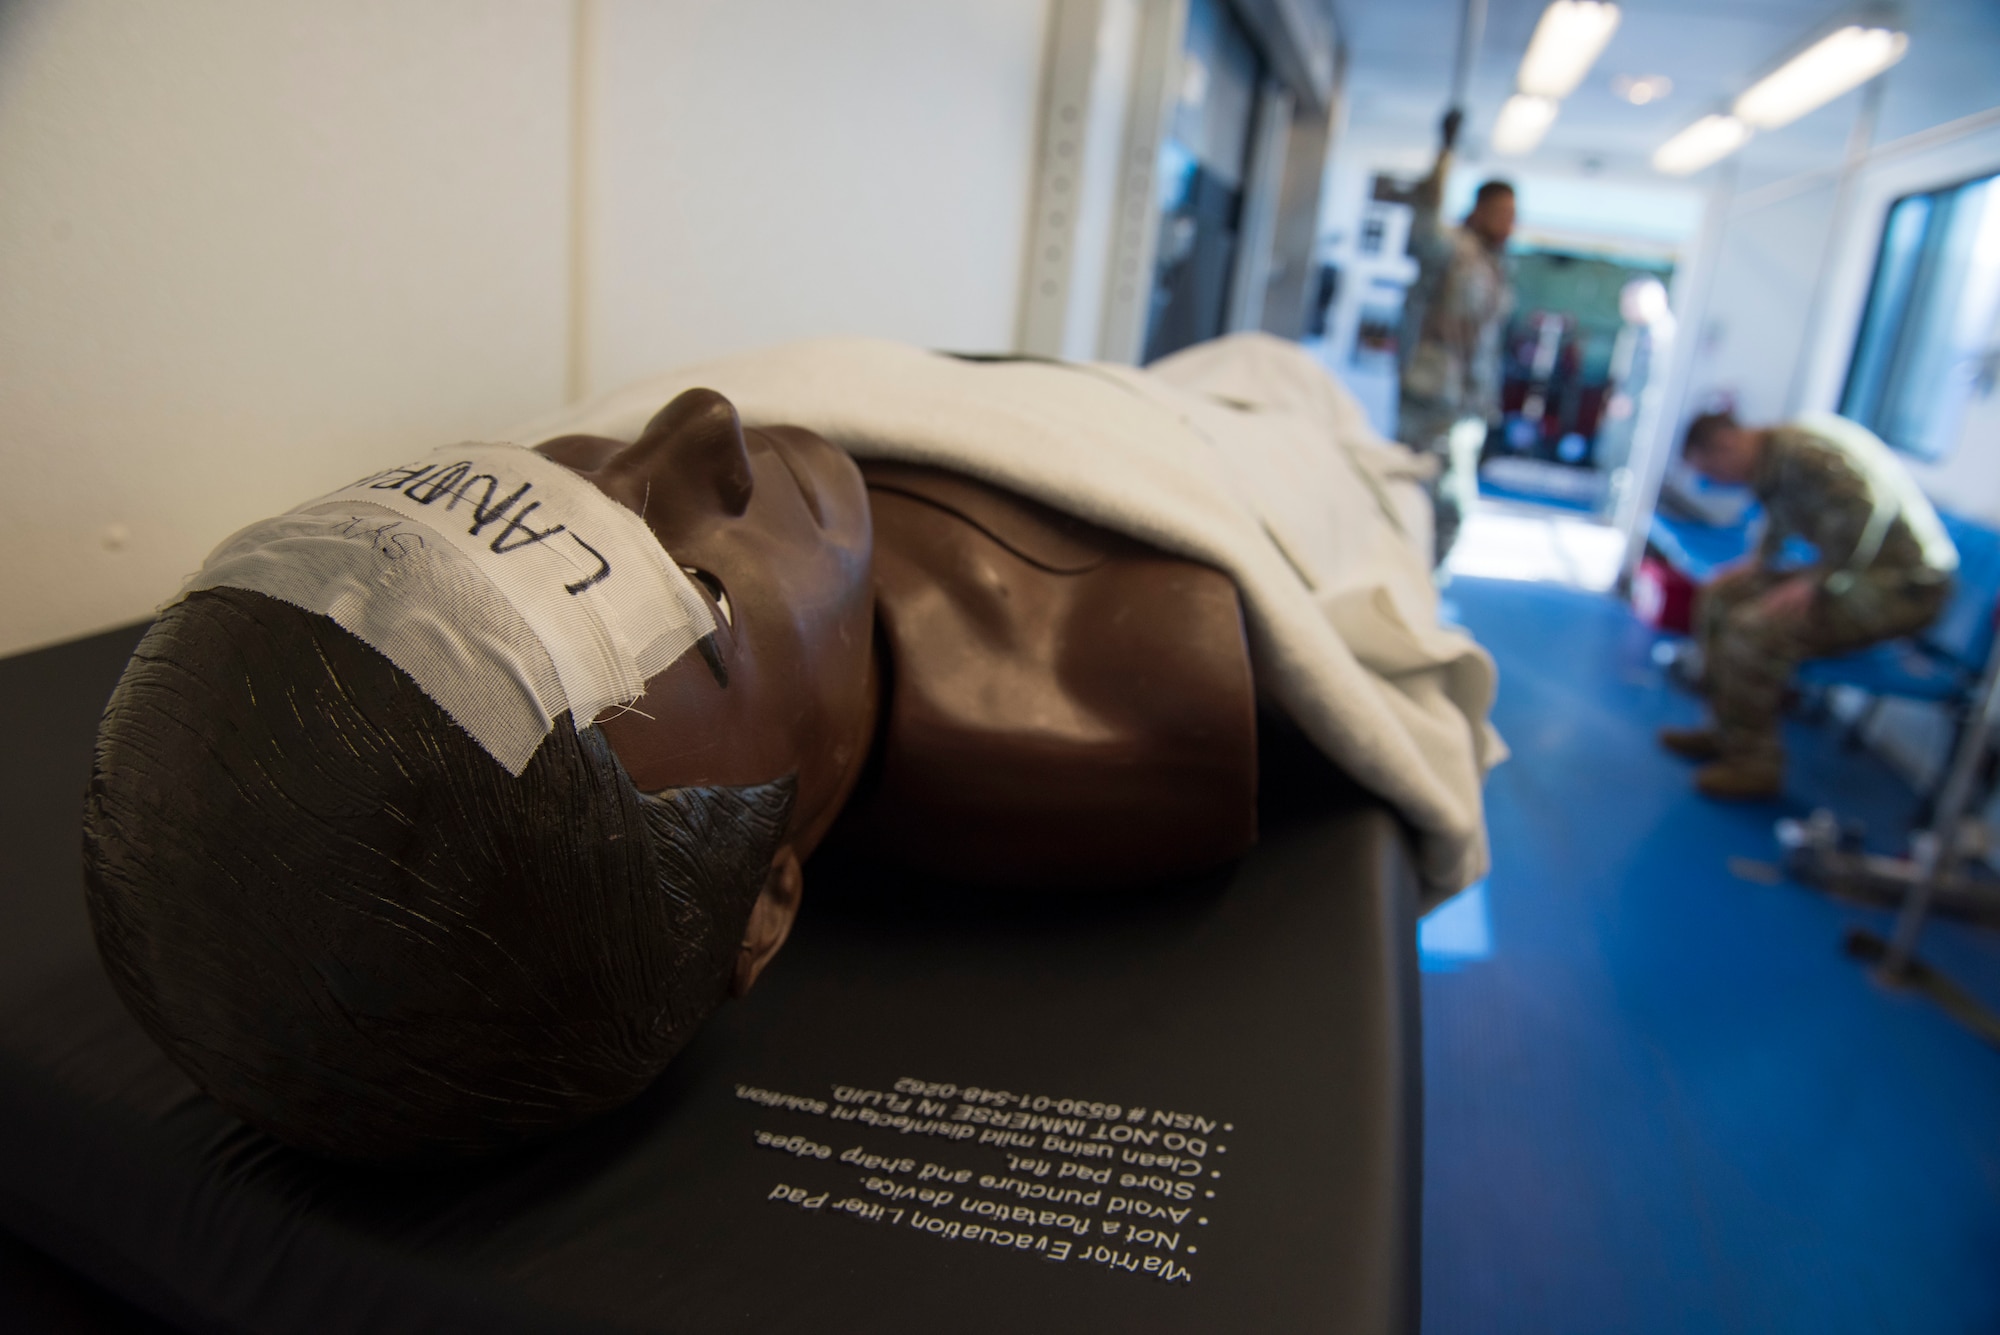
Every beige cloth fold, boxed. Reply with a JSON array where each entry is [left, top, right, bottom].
[[514, 334, 1502, 896]]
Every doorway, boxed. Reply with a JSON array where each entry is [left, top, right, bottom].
[[1142, 0, 1267, 362]]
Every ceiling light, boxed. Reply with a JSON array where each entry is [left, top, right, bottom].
[[1611, 74, 1672, 105], [1518, 1, 1623, 99], [1492, 95, 1560, 156], [1734, 26, 1909, 130], [1652, 114, 1751, 175]]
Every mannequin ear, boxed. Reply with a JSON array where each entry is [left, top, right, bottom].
[[730, 846, 804, 998], [620, 388, 754, 519]]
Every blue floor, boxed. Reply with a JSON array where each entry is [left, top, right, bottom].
[[1422, 576, 2000, 1335]]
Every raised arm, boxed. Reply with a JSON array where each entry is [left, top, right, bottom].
[[1408, 108, 1462, 264]]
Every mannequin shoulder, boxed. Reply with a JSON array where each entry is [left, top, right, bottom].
[[859, 459, 1117, 574]]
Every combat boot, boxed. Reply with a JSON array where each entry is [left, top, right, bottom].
[[1693, 756, 1783, 801], [1657, 726, 1724, 761]]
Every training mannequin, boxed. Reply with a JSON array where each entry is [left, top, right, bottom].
[[84, 337, 1491, 1164], [534, 401, 1259, 889], [83, 392, 1258, 1163]]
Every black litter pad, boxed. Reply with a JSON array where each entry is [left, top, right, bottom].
[[0, 625, 1421, 1334]]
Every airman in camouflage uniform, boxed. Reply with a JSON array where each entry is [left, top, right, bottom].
[[1660, 410, 1957, 799], [1398, 109, 1515, 566]]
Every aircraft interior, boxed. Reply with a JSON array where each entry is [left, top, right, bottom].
[[1, 2, 1997, 1332]]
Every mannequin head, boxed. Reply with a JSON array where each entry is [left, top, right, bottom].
[[83, 391, 876, 1163], [539, 389, 878, 877]]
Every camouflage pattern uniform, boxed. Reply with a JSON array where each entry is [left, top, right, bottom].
[[1697, 419, 1956, 768], [1397, 162, 1511, 564]]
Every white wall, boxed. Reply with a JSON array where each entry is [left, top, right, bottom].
[[1682, 179, 1838, 427], [585, 0, 1047, 393], [1930, 369, 2000, 527], [0, 1, 574, 657], [0, 0, 1052, 657]]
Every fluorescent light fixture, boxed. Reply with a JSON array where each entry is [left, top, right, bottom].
[[1518, 1, 1623, 99], [1493, 95, 1560, 156], [1652, 114, 1751, 175], [1734, 26, 1909, 129], [1611, 73, 1673, 105]]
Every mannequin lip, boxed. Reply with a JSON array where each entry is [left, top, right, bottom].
[[590, 412, 871, 815], [758, 426, 857, 534], [770, 438, 826, 527]]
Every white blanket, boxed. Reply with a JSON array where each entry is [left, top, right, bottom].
[[513, 334, 1503, 896]]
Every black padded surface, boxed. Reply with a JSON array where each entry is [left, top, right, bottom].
[[0, 1231, 182, 1335], [0, 624, 1421, 1334]]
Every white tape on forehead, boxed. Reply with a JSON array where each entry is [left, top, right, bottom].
[[174, 443, 715, 774]]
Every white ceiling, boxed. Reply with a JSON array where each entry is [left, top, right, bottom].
[[1334, 0, 2000, 187]]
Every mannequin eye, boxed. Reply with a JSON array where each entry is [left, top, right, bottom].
[[680, 566, 733, 627]]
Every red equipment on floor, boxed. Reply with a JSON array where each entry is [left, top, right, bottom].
[[1631, 554, 1697, 634]]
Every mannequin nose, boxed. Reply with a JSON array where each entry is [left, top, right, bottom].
[[611, 388, 756, 527]]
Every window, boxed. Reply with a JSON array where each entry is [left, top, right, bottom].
[[1841, 171, 2000, 460]]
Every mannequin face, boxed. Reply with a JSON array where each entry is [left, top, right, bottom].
[[535, 390, 877, 861]]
